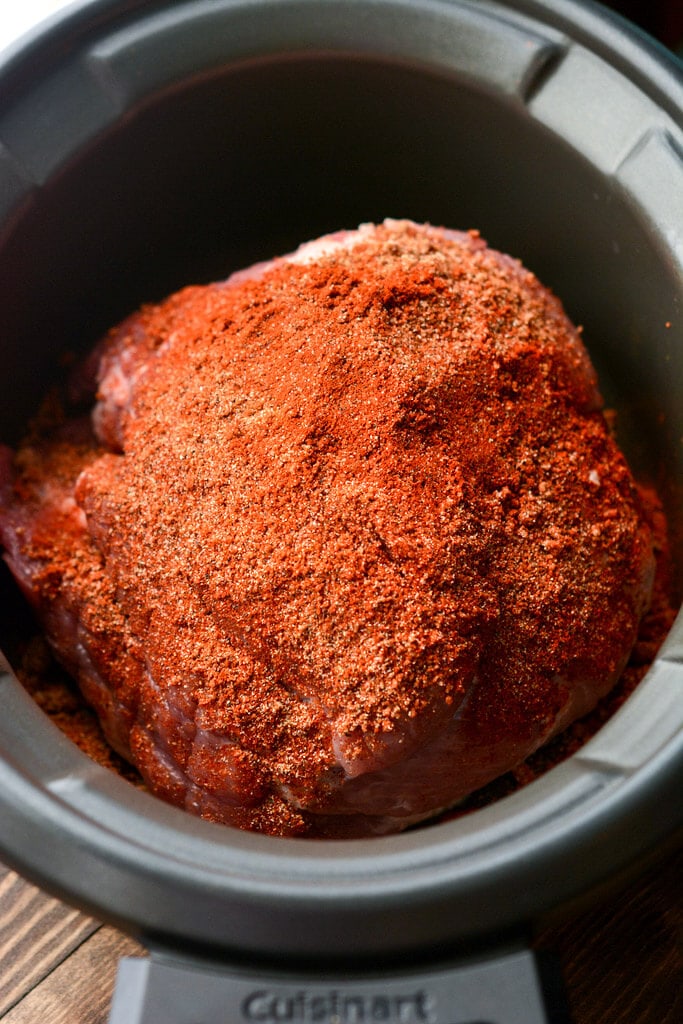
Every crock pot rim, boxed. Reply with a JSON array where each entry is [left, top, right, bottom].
[[0, 0, 681, 122]]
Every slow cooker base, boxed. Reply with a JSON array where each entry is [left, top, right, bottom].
[[108, 946, 565, 1024]]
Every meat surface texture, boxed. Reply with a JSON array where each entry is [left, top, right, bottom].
[[0, 220, 656, 837]]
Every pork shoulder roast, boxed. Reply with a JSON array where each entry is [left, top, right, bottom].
[[0, 221, 656, 837]]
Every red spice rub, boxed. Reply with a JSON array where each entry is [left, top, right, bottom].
[[0, 220, 660, 836]]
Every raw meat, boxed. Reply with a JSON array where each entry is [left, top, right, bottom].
[[0, 221, 656, 837]]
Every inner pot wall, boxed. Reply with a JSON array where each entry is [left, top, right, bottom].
[[0, 0, 681, 963]]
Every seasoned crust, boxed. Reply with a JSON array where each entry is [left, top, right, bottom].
[[0, 220, 657, 836]]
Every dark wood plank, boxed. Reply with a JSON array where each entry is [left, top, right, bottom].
[[1, 927, 144, 1024], [538, 849, 683, 1024], [0, 869, 98, 1016]]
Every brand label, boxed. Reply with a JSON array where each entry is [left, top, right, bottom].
[[241, 989, 435, 1024]]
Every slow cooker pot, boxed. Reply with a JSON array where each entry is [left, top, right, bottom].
[[0, 2, 681, 1022]]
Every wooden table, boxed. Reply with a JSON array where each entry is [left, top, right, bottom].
[[0, 846, 679, 1023]]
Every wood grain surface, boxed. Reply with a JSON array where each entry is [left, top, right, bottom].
[[0, 863, 143, 1024], [537, 849, 682, 1023], [0, 848, 680, 1023]]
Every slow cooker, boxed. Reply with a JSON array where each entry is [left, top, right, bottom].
[[0, 2, 681, 1022]]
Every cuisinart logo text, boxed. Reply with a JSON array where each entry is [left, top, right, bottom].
[[241, 989, 435, 1024]]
